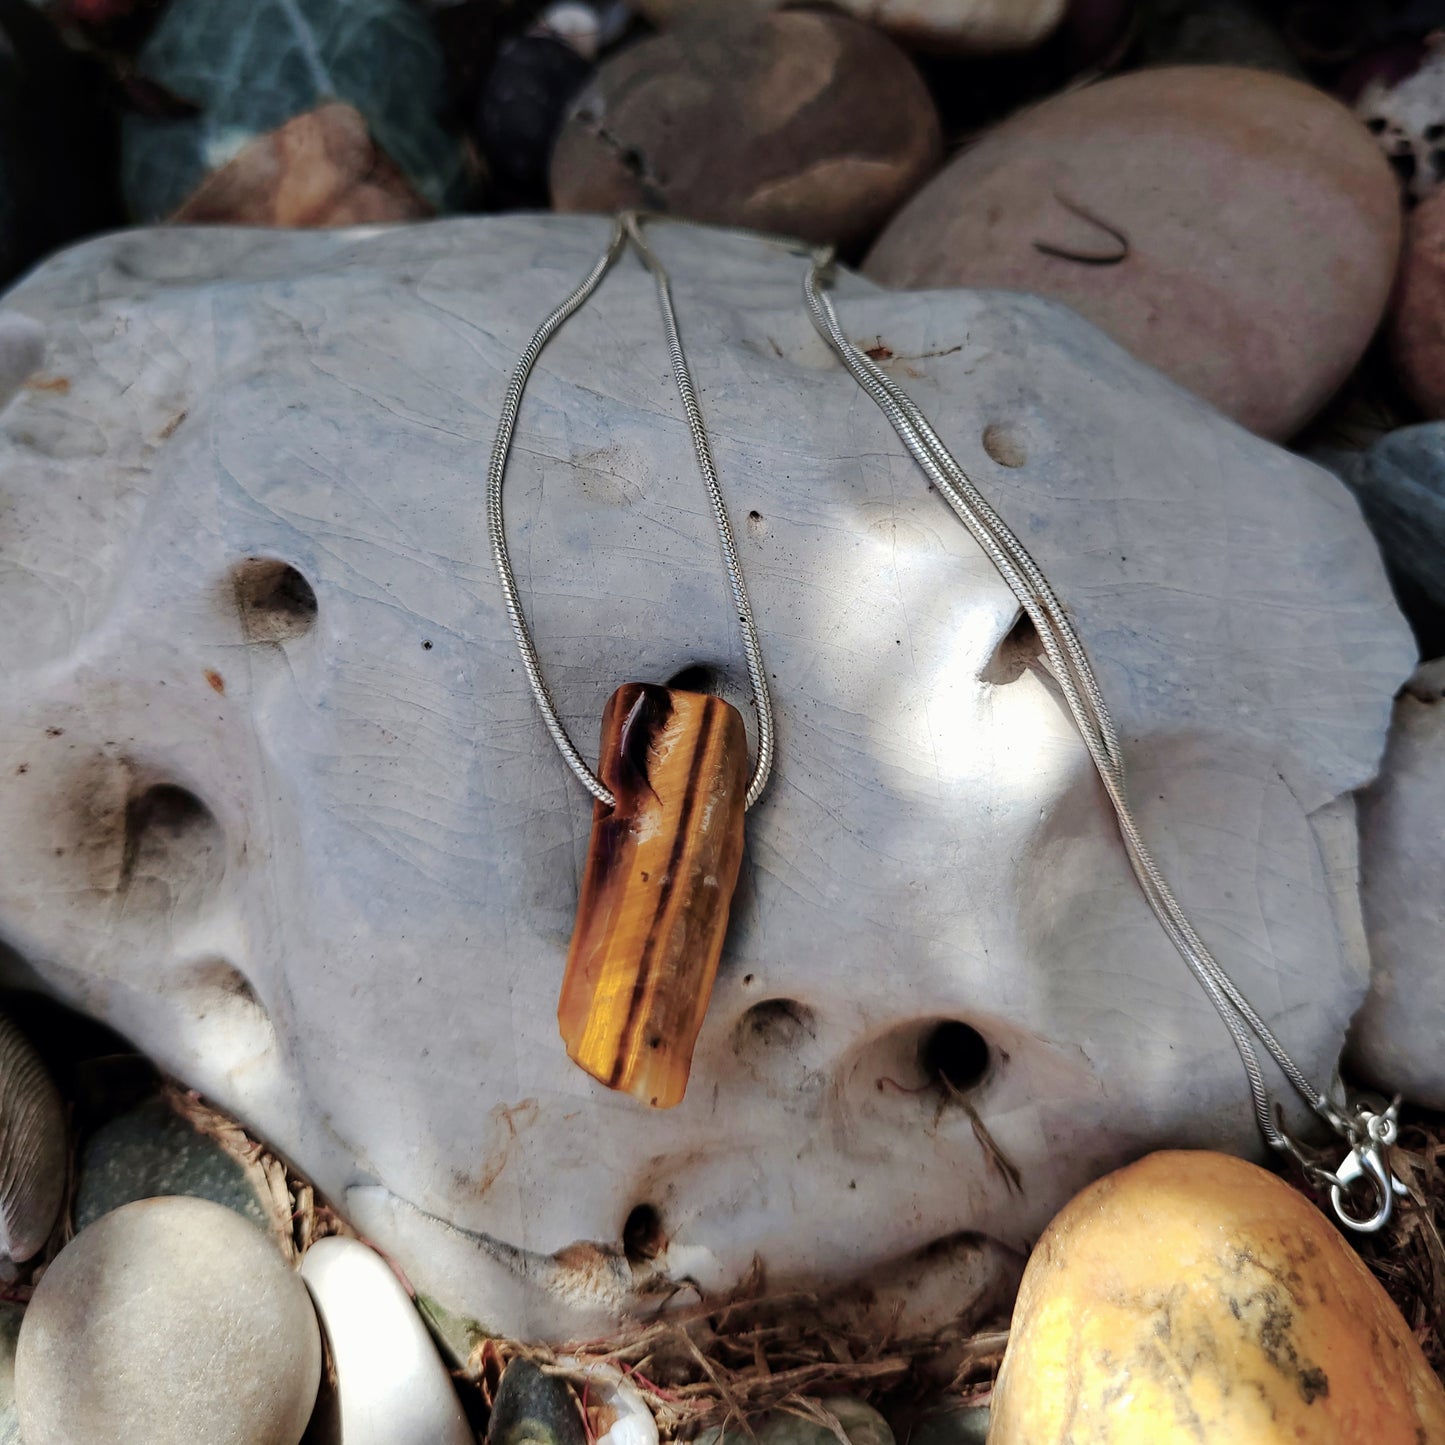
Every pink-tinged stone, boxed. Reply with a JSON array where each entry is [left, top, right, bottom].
[[866, 66, 1403, 440]]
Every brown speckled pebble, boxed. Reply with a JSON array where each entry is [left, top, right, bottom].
[[549, 10, 941, 251]]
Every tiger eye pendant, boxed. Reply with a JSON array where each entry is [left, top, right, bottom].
[[558, 683, 749, 1108]]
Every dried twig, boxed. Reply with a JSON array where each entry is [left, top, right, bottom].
[[466, 1279, 1007, 1439]]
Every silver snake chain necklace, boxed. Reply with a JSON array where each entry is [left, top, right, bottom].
[[487, 212, 774, 810], [489, 213, 1404, 1234]]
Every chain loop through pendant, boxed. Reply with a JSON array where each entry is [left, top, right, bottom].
[[487, 215, 774, 1107]]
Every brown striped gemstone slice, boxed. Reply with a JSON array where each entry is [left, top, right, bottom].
[[558, 683, 748, 1108]]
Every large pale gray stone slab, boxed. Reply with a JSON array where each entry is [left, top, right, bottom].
[[0, 216, 1414, 1342]]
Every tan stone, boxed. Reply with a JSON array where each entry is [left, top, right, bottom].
[[629, 0, 1066, 54], [1391, 186, 1445, 418], [171, 103, 432, 229], [865, 67, 1403, 439], [549, 10, 942, 250]]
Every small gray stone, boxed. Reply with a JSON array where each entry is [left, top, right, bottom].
[[1135, 0, 1303, 75], [1350, 659, 1445, 1108], [75, 1095, 269, 1232], [1323, 423, 1445, 647], [697, 1399, 893, 1445], [0, 1302, 23, 1445], [905, 1403, 990, 1445], [15, 1196, 321, 1445], [486, 1359, 585, 1445]]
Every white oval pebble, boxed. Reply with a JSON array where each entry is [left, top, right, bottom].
[[15, 1196, 320, 1445], [301, 1235, 473, 1445]]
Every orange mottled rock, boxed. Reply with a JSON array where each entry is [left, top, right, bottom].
[[990, 1150, 1445, 1444]]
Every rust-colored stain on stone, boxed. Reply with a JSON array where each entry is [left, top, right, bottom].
[[204, 670, 225, 695]]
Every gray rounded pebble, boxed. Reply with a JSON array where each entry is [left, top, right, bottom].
[[905, 1403, 990, 1445], [1324, 422, 1445, 641], [14, 1196, 320, 1445], [697, 1399, 893, 1445], [75, 1096, 269, 1232], [0, 1301, 23, 1445]]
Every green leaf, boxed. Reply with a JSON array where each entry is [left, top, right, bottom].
[[121, 0, 466, 221]]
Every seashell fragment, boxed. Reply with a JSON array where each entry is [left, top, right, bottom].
[[556, 1358, 658, 1445], [0, 1011, 65, 1268]]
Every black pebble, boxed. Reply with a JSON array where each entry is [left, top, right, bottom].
[[0, 0, 123, 285], [485, 1359, 587, 1445], [478, 35, 594, 206]]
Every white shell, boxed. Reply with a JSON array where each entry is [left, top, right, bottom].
[[0, 1013, 65, 1267], [1356, 45, 1445, 204], [0, 217, 1413, 1341], [556, 1359, 657, 1445], [301, 1236, 472, 1445]]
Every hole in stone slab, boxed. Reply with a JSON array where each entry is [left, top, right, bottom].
[[734, 998, 816, 1054], [921, 1020, 991, 1094], [981, 423, 1027, 468], [231, 558, 318, 643], [666, 665, 719, 694], [732, 998, 824, 1095], [981, 609, 1043, 686], [120, 783, 224, 909], [622, 1202, 666, 1264], [181, 958, 263, 1013], [169, 957, 279, 1084]]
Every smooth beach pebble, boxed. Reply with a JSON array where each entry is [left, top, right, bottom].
[[300, 1234, 472, 1445], [14, 1196, 320, 1445], [550, 9, 941, 250], [866, 66, 1402, 439]]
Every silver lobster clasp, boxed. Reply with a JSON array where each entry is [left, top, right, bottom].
[[1328, 1100, 1408, 1234]]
